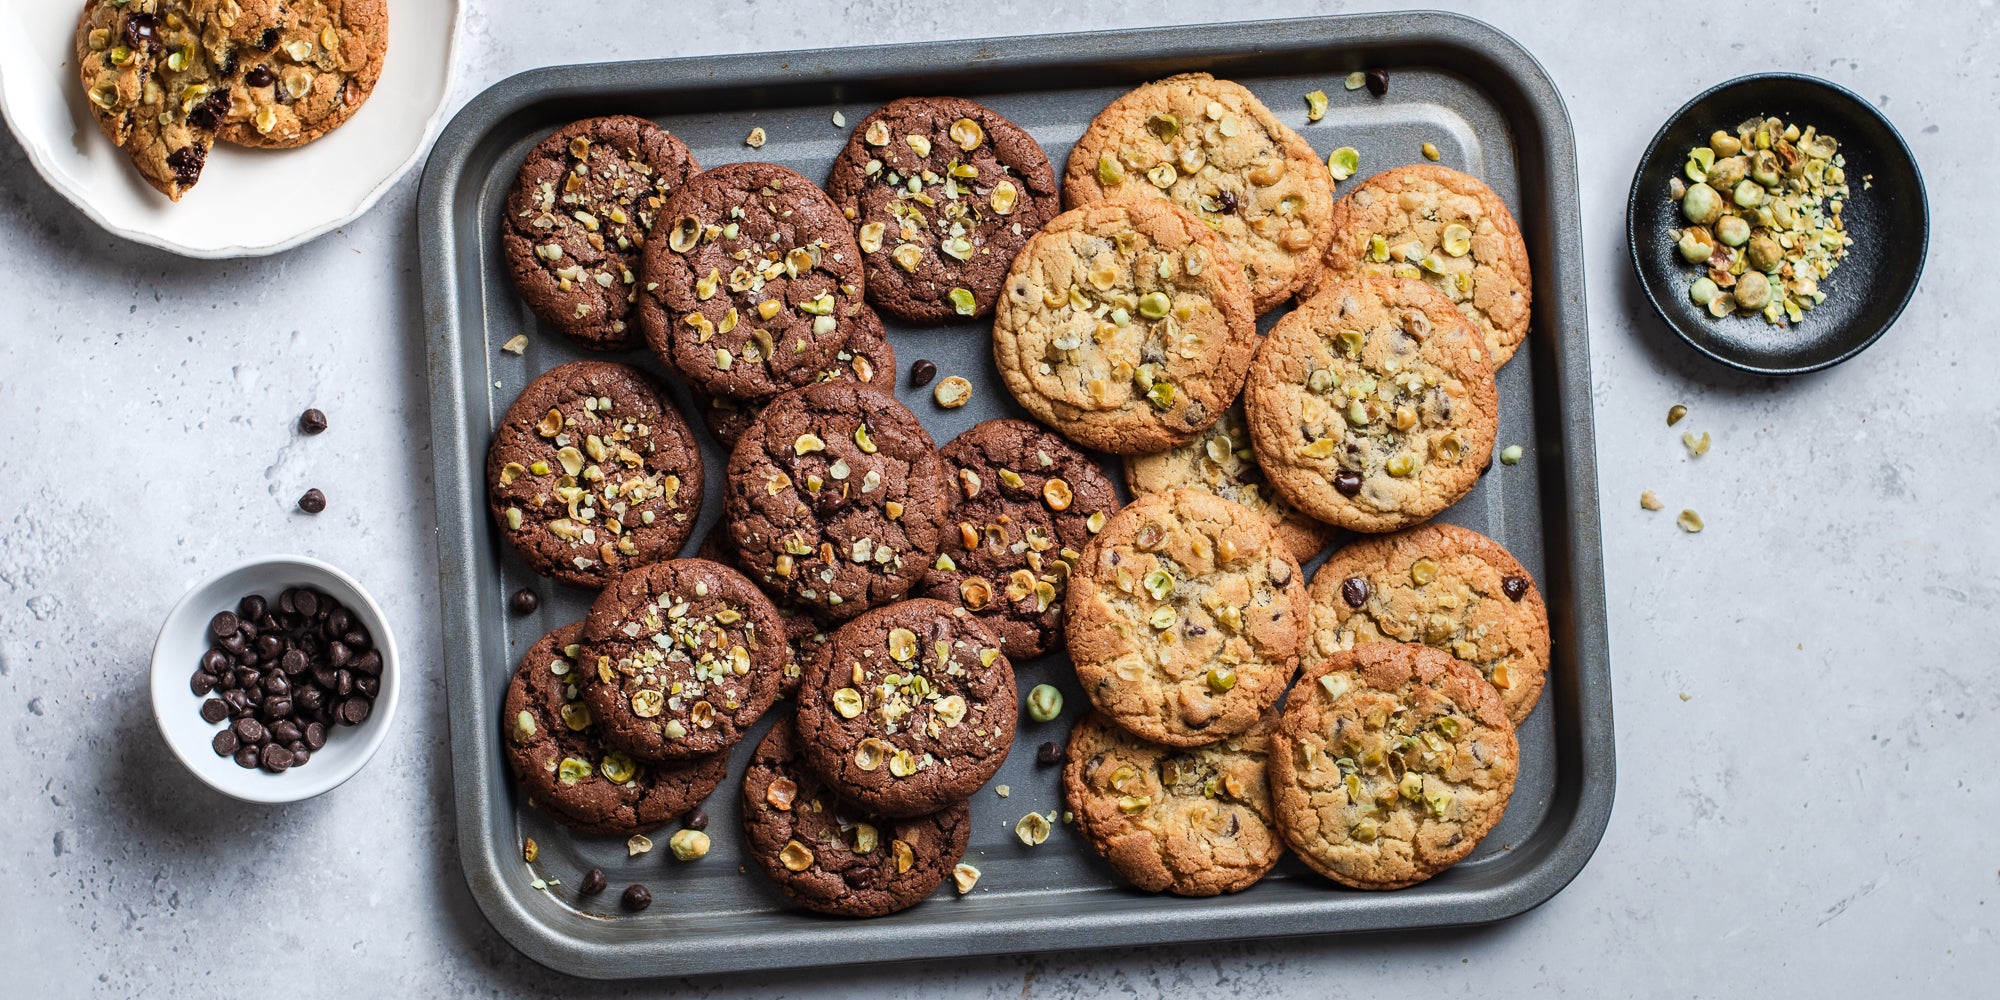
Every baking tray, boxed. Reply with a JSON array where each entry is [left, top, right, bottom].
[[418, 11, 1613, 980]]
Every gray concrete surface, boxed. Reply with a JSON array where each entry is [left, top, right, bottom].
[[2, 0, 1993, 995]]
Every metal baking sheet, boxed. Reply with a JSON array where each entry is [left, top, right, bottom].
[[418, 11, 1613, 980]]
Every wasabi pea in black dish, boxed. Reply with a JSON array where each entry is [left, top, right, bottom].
[[1627, 72, 1927, 376]]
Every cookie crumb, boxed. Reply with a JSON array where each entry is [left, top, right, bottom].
[[1677, 509, 1705, 533], [1682, 431, 1711, 457], [1678, 691, 1691, 701]]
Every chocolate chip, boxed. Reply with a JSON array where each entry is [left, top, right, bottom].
[[191, 671, 217, 696], [1502, 576, 1530, 602], [234, 747, 262, 769], [294, 590, 319, 618], [289, 747, 310, 767], [212, 730, 239, 756], [351, 652, 382, 676], [1035, 741, 1060, 766], [908, 359, 938, 387], [620, 884, 653, 911], [355, 674, 379, 699], [1334, 470, 1364, 497], [329, 641, 351, 668], [201, 649, 229, 674], [298, 489, 327, 514], [270, 720, 302, 745], [123, 13, 160, 51], [200, 699, 229, 724], [1365, 68, 1389, 96], [258, 27, 279, 49], [579, 869, 607, 895], [233, 718, 267, 745], [1341, 576, 1370, 608], [1217, 189, 1238, 214], [684, 807, 709, 831], [260, 744, 294, 772], [304, 722, 327, 750], [509, 589, 539, 616], [281, 648, 308, 675], [298, 408, 329, 435], [338, 698, 371, 725], [166, 145, 206, 188], [210, 611, 240, 639], [238, 595, 267, 620], [262, 697, 293, 722], [256, 635, 284, 661], [245, 64, 275, 89]]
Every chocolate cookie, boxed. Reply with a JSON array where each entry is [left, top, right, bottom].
[[1269, 642, 1518, 890], [1314, 164, 1532, 366], [217, 0, 388, 149], [501, 624, 727, 836], [1243, 274, 1497, 533], [1066, 489, 1306, 747], [76, 0, 244, 200], [725, 382, 951, 621], [576, 559, 786, 761], [741, 720, 971, 918], [993, 200, 1257, 455], [1310, 525, 1549, 724], [690, 304, 897, 449], [486, 362, 703, 589], [920, 419, 1120, 660], [1064, 73, 1333, 313], [826, 97, 1061, 323], [1063, 712, 1281, 896], [501, 116, 699, 350], [638, 161, 866, 399], [1124, 399, 1338, 564], [795, 599, 1015, 817]]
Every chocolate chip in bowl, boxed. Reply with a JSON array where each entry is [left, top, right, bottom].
[[150, 555, 400, 803]]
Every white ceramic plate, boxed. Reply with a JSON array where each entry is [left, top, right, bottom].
[[0, 0, 460, 257]]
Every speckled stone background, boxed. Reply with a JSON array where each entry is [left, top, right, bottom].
[[2, 0, 1993, 995]]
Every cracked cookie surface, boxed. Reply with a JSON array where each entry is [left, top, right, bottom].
[[1064, 73, 1332, 313], [502, 116, 699, 350], [724, 382, 950, 621], [1124, 399, 1338, 564], [1063, 711, 1281, 896], [690, 304, 896, 450], [1310, 524, 1548, 724], [1066, 489, 1306, 747], [795, 599, 1015, 817], [741, 720, 970, 918], [576, 559, 785, 762], [1314, 164, 1532, 366], [485, 362, 703, 589], [921, 419, 1121, 660], [638, 161, 865, 400], [501, 624, 727, 836], [1244, 274, 1496, 533], [994, 200, 1256, 455], [826, 96, 1060, 323], [1269, 642, 1518, 890], [218, 0, 387, 149]]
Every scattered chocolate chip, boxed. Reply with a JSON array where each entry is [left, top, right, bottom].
[[1341, 576, 1371, 609], [1036, 741, 1061, 766], [1333, 470, 1364, 497], [579, 868, 607, 895], [191, 588, 379, 774], [1502, 576, 1530, 602], [684, 807, 709, 831], [298, 488, 327, 514], [620, 884, 653, 912], [298, 408, 328, 435], [908, 359, 938, 387], [212, 730, 239, 756], [200, 698, 229, 724], [1365, 68, 1389, 96], [509, 588, 539, 616]]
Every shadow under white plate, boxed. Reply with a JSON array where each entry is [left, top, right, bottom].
[[0, 0, 461, 258]]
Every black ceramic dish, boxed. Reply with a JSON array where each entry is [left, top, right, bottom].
[[1628, 73, 1927, 376]]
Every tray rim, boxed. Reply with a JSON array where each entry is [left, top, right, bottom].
[[417, 9, 1615, 980]]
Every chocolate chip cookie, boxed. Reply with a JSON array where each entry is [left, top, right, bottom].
[[795, 599, 1015, 817], [638, 161, 865, 400], [1269, 642, 1518, 890], [486, 362, 703, 589], [1310, 525, 1548, 724], [1063, 712, 1281, 896], [920, 419, 1120, 660], [826, 97, 1061, 323], [576, 559, 786, 762], [502, 116, 699, 350], [1243, 274, 1497, 533], [993, 199, 1256, 455], [1064, 73, 1333, 313], [217, 0, 388, 149], [76, 0, 244, 200], [741, 720, 972, 918], [724, 382, 950, 621], [502, 624, 728, 836], [1066, 489, 1306, 747], [1124, 399, 1338, 564], [1315, 164, 1532, 366], [690, 303, 896, 449]]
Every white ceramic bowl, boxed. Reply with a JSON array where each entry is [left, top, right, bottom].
[[0, 0, 461, 257], [150, 554, 400, 803]]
